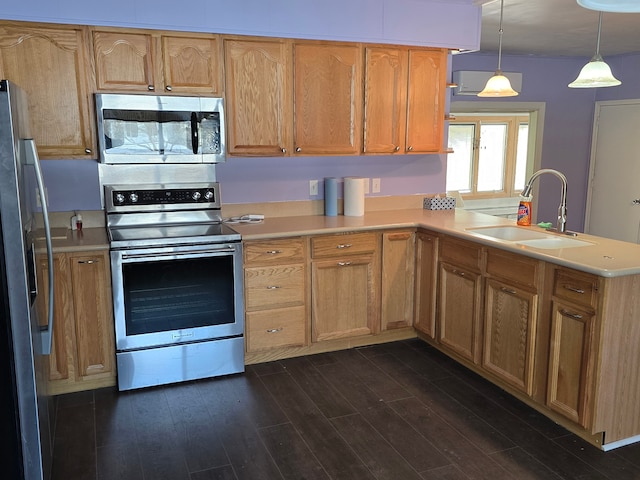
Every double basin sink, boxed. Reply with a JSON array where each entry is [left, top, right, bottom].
[[465, 226, 593, 250]]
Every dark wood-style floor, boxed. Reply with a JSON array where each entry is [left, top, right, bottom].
[[51, 339, 640, 480]]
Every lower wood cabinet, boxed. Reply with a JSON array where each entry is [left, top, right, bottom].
[[311, 232, 380, 342], [414, 231, 438, 337], [243, 238, 307, 352], [381, 230, 415, 330], [38, 250, 115, 395], [437, 237, 483, 364]]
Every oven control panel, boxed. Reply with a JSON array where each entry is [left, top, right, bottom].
[[105, 183, 220, 212]]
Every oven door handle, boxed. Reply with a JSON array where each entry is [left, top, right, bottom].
[[121, 246, 237, 261]]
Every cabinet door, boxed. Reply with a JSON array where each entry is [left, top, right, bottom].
[[37, 254, 75, 382], [225, 38, 292, 156], [161, 34, 222, 95], [405, 49, 447, 153], [69, 252, 114, 381], [0, 22, 95, 158], [311, 255, 378, 341], [381, 230, 415, 330], [293, 43, 362, 155], [483, 278, 538, 395], [363, 47, 407, 154], [414, 232, 438, 338], [438, 261, 483, 363], [547, 301, 596, 427], [92, 30, 156, 92]]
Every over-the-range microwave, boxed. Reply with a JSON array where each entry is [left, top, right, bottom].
[[95, 93, 226, 164]]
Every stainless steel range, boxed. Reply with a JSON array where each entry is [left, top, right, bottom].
[[105, 182, 244, 391]]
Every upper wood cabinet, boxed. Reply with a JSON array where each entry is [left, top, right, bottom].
[[405, 49, 447, 153], [364, 46, 447, 154], [293, 42, 363, 155], [92, 29, 223, 95], [0, 22, 95, 158], [224, 38, 292, 156]]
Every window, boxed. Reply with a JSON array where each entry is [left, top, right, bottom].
[[447, 114, 529, 199]]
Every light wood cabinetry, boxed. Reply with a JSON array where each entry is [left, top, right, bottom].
[[483, 249, 540, 396], [547, 268, 600, 428], [437, 236, 483, 364], [363, 47, 447, 154], [244, 238, 307, 352], [310, 232, 379, 341], [381, 230, 415, 330], [293, 42, 363, 155], [92, 28, 222, 94], [0, 22, 95, 158], [224, 38, 292, 156], [37, 250, 115, 395], [414, 231, 438, 338]]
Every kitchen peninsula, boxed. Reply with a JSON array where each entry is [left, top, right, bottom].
[[41, 207, 640, 451]]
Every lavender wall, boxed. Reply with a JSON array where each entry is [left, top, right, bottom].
[[452, 51, 640, 232]]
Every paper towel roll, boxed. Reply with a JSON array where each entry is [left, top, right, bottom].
[[324, 177, 338, 216], [344, 177, 365, 216]]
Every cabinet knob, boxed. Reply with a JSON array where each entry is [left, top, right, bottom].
[[266, 250, 283, 255], [165, 85, 172, 91], [147, 85, 155, 91], [394, 146, 400, 152], [337, 261, 352, 266], [452, 269, 465, 277], [563, 285, 585, 294], [78, 260, 97, 264], [407, 146, 414, 151], [266, 285, 281, 290], [336, 244, 352, 249], [633, 199, 640, 205], [84, 148, 92, 154], [266, 328, 283, 333], [295, 147, 302, 152], [560, 309, 583, 320], [281, 148, 287, 153], [500, 287, 517, 295]]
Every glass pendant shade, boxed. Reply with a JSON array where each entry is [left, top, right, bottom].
[[568, 11, 621, 88], [577, 0, 640, 13], [478, 0, 519, 98], [568, 54, 621, 87], [478, 71, 519, 97]]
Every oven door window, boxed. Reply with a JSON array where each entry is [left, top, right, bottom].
[[122, 254, 234, 335]]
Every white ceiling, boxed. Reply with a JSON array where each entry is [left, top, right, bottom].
[[479, 0, 640, 57]]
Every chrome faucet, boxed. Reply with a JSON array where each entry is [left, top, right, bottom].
[[521, 168, 568, 233]]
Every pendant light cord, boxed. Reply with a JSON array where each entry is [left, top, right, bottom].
[[595, 11, 603, 57], [497, 0, 505, 72]]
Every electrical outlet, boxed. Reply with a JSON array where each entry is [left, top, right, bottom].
[[372, 178, 381, 193], [309, 180, 319, 196]]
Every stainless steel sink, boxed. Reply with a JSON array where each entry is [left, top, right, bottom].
[[465, 226, 593, 249]]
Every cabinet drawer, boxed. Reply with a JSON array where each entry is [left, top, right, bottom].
[[311, 232, 377, 258], [244, 238, 305, 266], [553, 269, 599, 310], [245, 264, 305, 310], [439, 236, 482, 271], [246, 305, 306, 351], [486, 248, 539, 288]]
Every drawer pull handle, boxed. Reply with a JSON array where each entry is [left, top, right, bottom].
[[337, 261, 352, 266], [500, 287, 517, 295], [266, 285, 281, 290], [453, 269, 465, 277], [266, 250, 283, 255], [266, 328, 283, 333], [563, 285, 585, 294], [78, 260, 97, 264], [560, 309, 583, 320], [336, 244, 353, 249]]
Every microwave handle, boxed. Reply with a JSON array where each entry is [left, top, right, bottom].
[[190, 112, 198, 154]]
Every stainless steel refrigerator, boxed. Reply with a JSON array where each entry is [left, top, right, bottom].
[[0, 79, 55, 480]]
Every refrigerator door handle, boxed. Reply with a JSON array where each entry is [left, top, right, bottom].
[[24, 139, 55, 355]]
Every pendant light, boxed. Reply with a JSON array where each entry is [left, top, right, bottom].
[[568, 11, 621, 88], [478, 0, 518, 97], [577, 0, 640, 13]]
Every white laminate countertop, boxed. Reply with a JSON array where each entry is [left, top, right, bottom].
[[230, 208, 640, 278]]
